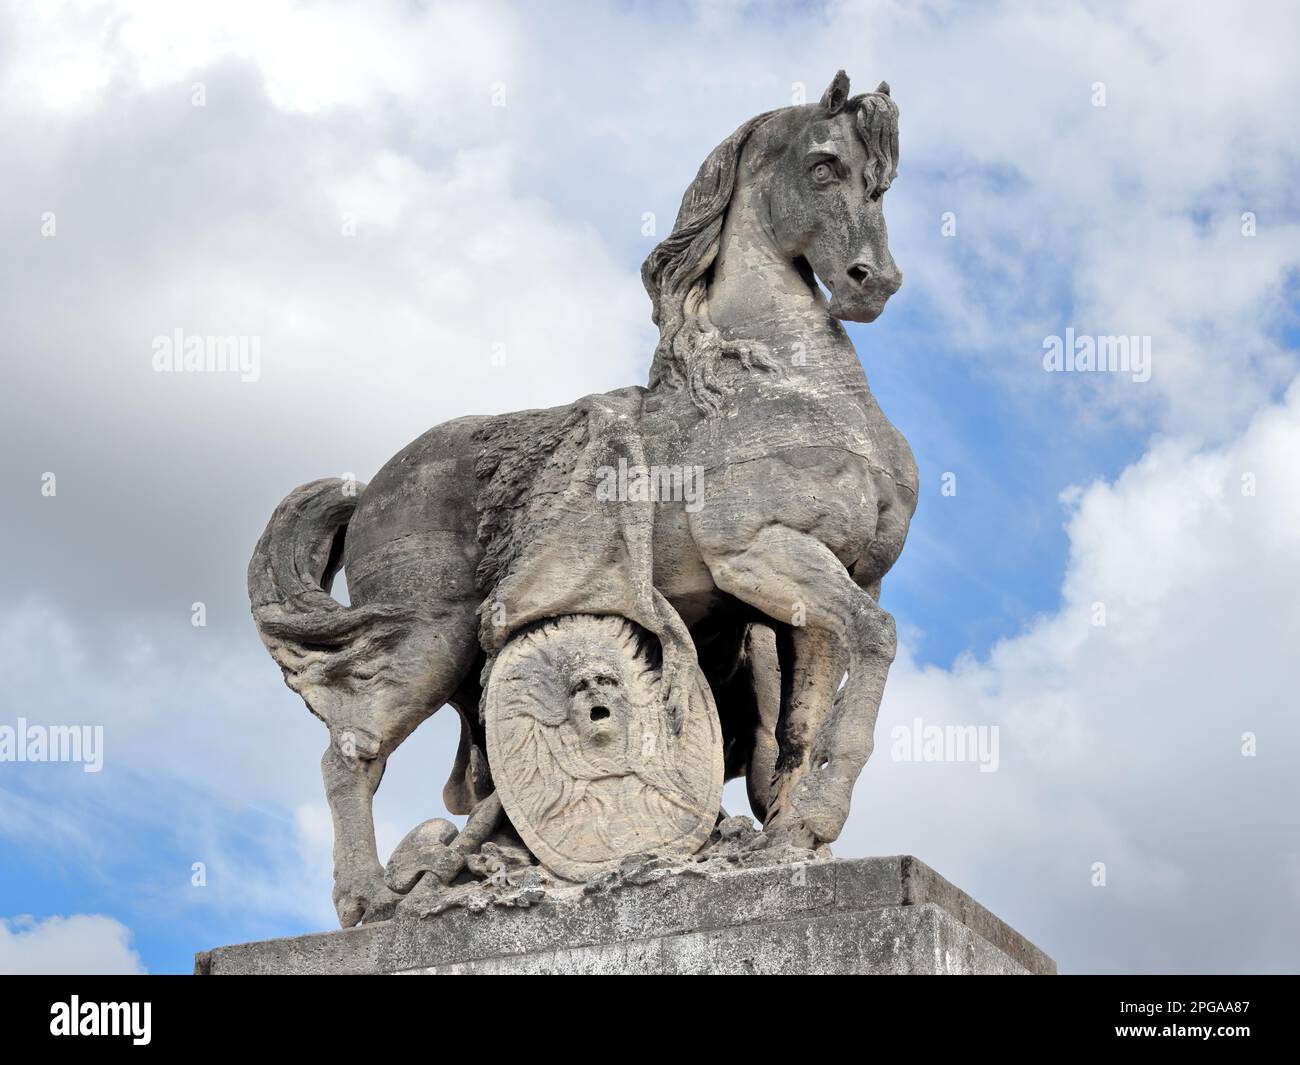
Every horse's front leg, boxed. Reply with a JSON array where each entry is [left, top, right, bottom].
[[764, 625, 849, 846], [696, 523, 895, 848]]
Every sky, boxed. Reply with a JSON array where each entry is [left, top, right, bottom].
[[1, 0, 1298, 974]]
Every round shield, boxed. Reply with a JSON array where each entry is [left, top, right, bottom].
[[484, 614, 724, 882]]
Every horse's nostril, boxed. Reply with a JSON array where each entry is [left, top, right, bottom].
[[846, 262, 872, 286], [589, 705, 610, 721]]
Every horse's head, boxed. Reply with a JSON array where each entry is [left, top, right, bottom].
[[762, 71, 902, 322], [644, 70, 902, 411]]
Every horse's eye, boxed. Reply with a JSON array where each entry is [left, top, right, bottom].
[[811, 161, 835, 184]]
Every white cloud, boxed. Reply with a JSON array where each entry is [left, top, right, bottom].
[[0, 914, 146, 975], [4, 0, 515, 119]]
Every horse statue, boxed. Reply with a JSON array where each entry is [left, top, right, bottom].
[[248, 70, 917, 928]]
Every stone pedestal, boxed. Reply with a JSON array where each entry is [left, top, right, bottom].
[[195, 855, 1054, 975]]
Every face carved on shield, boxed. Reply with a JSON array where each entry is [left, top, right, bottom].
[[567, 660, 633, 764]]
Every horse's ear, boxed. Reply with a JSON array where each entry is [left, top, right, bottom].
[[820, 70, 851, 114], [875, 80, 891, 96]]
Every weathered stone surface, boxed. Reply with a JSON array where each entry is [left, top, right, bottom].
[[195, 856, 1055, 976], [243, 71, 936, 934], [407, 906, 1023, 975]]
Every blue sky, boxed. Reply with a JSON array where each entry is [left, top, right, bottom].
[[2, 0, 1299, 974]]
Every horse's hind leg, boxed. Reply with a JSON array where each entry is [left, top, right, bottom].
[[322, 737, 394, 926], [321, 606, 481, 927], [696, 524, 895, 847], [442, 664, 491, 816]]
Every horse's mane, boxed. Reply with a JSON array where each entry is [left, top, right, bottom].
[[640, 110, 776, 412], [641, 86, 899, 414]]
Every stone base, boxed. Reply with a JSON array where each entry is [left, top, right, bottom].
[[195, 855, 1054, 975]]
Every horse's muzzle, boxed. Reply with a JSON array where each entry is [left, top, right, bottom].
[[830, 263, 902, 322]]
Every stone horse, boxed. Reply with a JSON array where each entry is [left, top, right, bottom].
[[248, 70, 917, 927]]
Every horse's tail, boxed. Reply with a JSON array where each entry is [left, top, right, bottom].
[[248, 479, 414, 736], [248, 478, 357, 618]]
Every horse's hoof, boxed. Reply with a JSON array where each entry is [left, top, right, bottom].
[[758, 808, 819, 851], [768, 824, 818, 851], [333, 874, 401, 928]]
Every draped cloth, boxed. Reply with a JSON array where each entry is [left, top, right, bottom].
[[472, 387, 696, 712]]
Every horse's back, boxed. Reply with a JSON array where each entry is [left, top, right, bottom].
[[345, 414, 487, 607]]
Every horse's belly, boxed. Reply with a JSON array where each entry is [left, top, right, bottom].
[[650, 499, 717, 626]]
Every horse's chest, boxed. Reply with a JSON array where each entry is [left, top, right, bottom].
[[696, 383, 880, 468], [643, 379, 915, 587]]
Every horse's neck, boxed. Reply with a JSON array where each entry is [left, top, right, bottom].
[[707, 185, 864, 381]]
